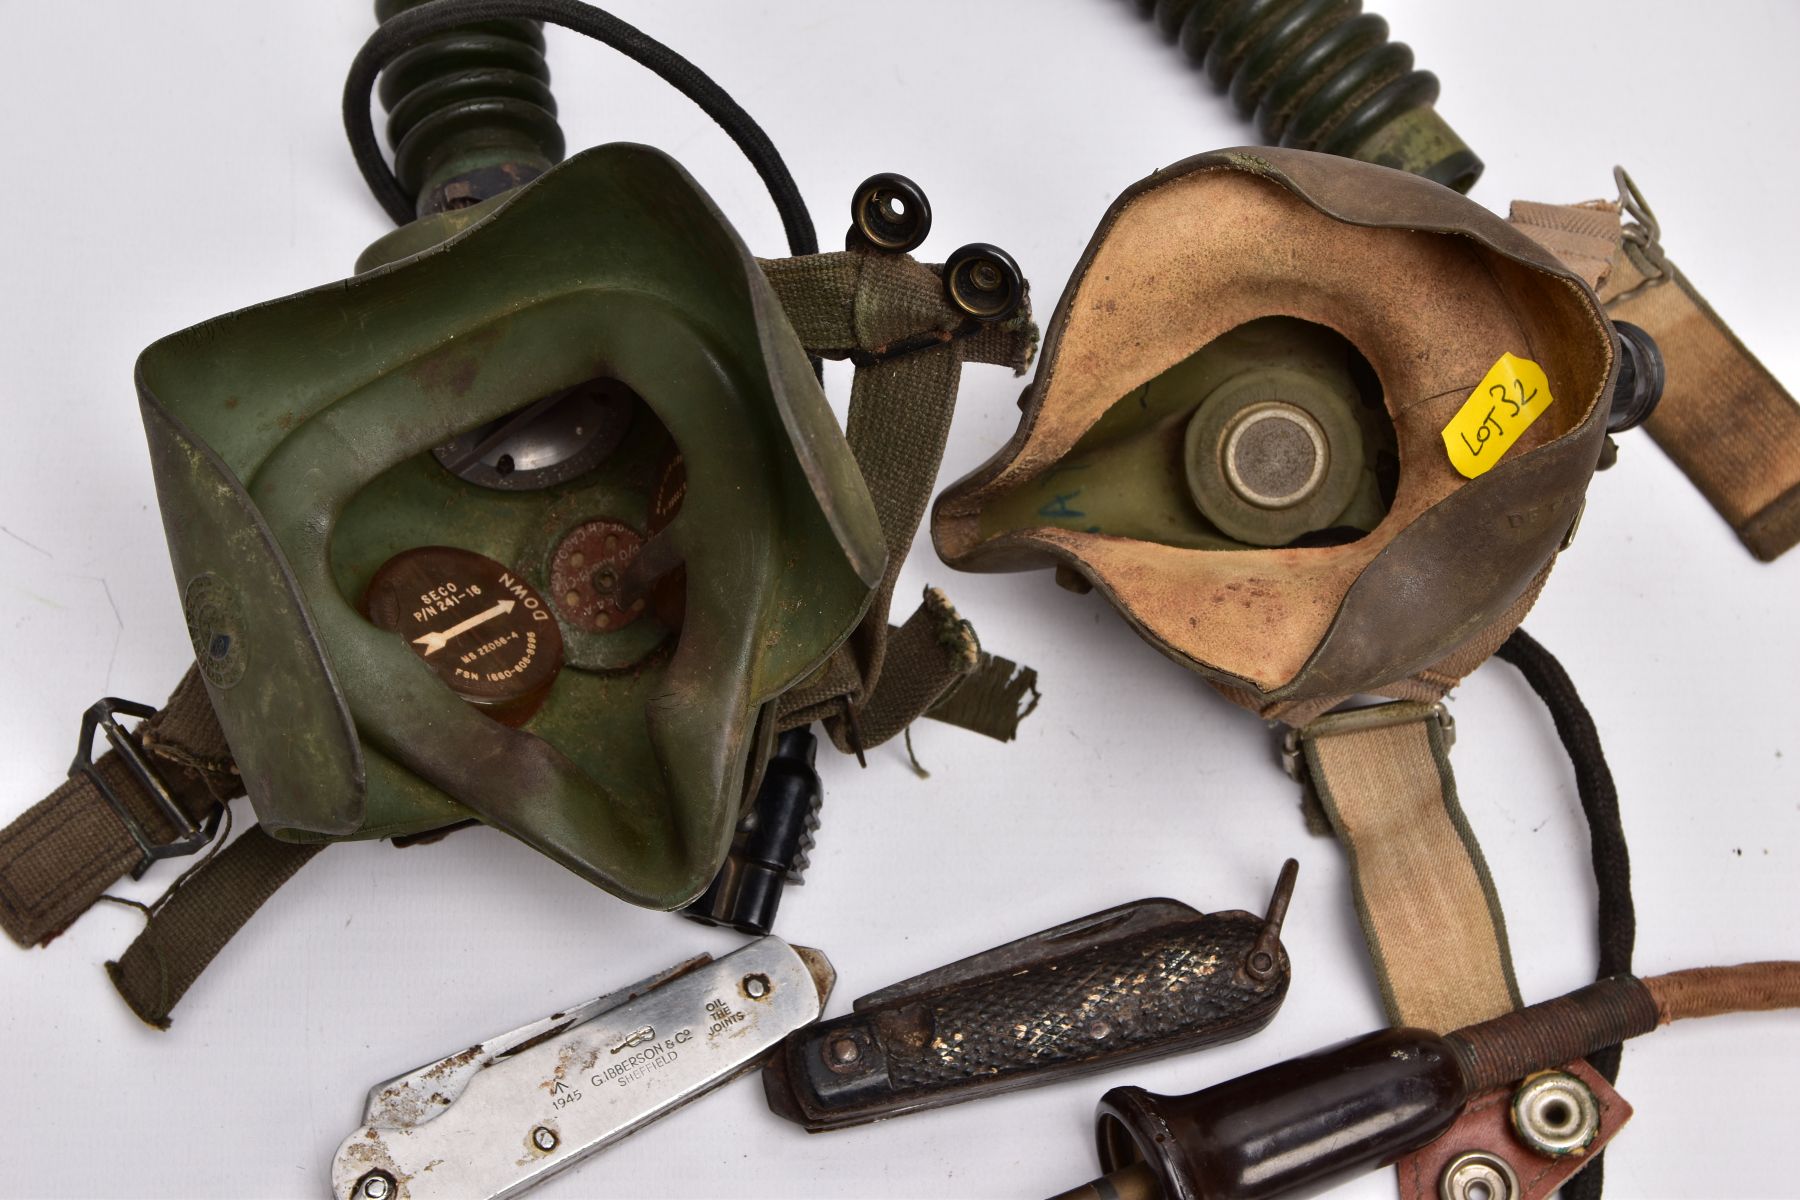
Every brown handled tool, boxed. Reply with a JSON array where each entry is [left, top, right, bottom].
[[1050, 961, 1800, 1200], [763, 860, 1298, 1131]]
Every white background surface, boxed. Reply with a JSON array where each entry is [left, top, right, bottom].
[[0, 2, 1796, 1198]]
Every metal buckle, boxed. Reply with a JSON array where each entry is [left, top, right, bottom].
[[69, 698, 222, 880], [1281, 701, 1456, 785], [1279, 726, 1307, 783]]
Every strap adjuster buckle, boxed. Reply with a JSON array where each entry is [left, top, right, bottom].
[[69, 698, 222, 880], [1281, 701, 1456, 784]]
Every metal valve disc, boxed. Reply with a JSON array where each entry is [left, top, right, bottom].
[[549, 519, 648, 632], [362, 545, 565, 724]]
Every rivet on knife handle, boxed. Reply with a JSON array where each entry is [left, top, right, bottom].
[[762, 860, 1299, 1132], [330, 937, 833, 1199]]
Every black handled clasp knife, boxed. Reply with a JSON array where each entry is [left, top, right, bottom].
[[763, 859, 1299, 1131]]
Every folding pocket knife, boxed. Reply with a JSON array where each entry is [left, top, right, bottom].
[[764, 860, 1298, 1131], [330, 937, 833, 1199]]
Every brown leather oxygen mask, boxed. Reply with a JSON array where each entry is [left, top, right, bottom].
[[932, 149, 1616, 719]]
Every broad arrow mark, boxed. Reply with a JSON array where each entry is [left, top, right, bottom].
[[413, 599, 515, 656]]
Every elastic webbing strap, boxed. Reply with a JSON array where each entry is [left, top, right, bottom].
[[926, 652, 1040, 744], [1510, 185, 1800, 562], [845, 587, 978, 748], [1509, 198, 1623, 290], [107, 826, 323, 1029], [0, 671, 239, 947], [1605, 241, 1800, 561], [843, 586, 1039, 749], [2, 673, 334, 1028], [779, 602, 1039, 750], [762, 251, 1038, 751], [842, 345, 965, 691], [1298, 701, 1521, 1033]]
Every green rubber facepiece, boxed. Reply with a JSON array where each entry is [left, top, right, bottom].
[[136, 144, 884, 909]]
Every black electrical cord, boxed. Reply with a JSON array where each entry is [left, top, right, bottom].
[[1495, 626, 1634, 1200], [343, 0, 819, 260]]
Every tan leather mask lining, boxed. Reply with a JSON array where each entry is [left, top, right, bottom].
[[938, 167, 1606, 691]]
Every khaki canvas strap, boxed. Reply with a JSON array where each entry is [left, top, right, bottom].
[[0, 670, 239, 947], [1508, 198, 1622, 290], [762, 251, 1039, 752], [107, 826, 324, 1029], [1293, 701, 1522, 1033], [1510, 174, 1800, 562], [1605, 229, 1800, 562]]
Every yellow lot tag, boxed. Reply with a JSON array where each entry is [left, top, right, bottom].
[[1442, 353, 1555, 479]]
